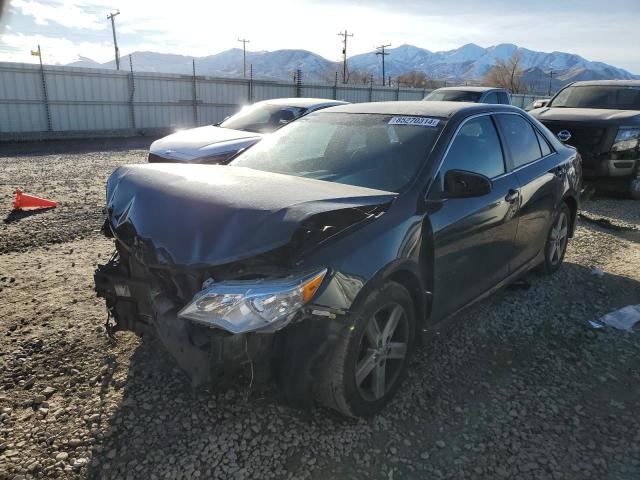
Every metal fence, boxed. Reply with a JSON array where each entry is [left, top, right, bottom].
[[0, 61, 543, 141]]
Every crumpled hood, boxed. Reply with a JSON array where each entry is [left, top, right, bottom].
[[106, 164, 396, 267], [150, 125, 262, 161], [531, 107, 640, 125]]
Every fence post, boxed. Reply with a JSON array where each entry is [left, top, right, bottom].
[[128, 55, 136, 129], [396, 78, 400, 101], [37, 45, 52, 132], [248, 64, 253, 103], [295, 69, 302, 98], [333, 71, 338, 100], [369, 74, 373, 102], [192, 59, 198, 126]]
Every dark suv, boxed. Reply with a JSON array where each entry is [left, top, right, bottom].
[[530, 80, 640, 198]]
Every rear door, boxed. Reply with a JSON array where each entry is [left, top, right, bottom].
[[494, 113, 562, 270], [427, 114, 521, 320]]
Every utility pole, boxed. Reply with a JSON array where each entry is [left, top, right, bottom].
[[107, 10, 120, 70], [376, 43, 391, 86], [31, 44, 52, 131], [238, 38, 250, 78], [548, 69, 554, 96], [337, 30, 353, 84]]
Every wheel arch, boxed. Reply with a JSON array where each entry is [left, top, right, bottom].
[[386, 269, 427, 333], [562, 193, 578, 237]]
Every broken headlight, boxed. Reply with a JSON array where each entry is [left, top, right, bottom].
[[178, 269, 327, 334]]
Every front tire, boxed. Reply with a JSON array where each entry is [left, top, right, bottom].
[[539, 203, 570, 274], [318, 281, 416, 417]]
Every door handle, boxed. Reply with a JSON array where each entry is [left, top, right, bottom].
[[505, 189, 519, 203]]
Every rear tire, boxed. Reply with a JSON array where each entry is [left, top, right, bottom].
[[538, 203, 571, 275], [318, 281, 416, 417]]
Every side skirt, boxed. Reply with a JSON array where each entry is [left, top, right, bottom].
[[422, 250, 544, 339]]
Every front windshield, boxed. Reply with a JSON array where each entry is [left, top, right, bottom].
[[549, 85, 640, 110], [425, 90, 482, 102], [230, 112, 445, 193], [219, 103, 307, 133]]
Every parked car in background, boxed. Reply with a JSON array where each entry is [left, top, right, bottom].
[[96, 101, 580, 417], [525, 98, 550, 111], [148, 98, 348, 164], [424, 86, 511, 105], [530, 80, 640, 198]]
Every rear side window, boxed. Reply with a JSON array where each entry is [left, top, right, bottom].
[[441, 116, 505, 179], [498, 92, 510, 104], [536, 130, 552, 157], [483, 92, 499, 104], [495, 114, 542, 168]]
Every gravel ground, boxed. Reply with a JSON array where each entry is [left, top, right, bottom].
[[0, 141, 639, 480]]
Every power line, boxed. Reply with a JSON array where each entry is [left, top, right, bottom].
[[107, 10, 120, 70], [238, 38, 250, 78], [376, 43, 391, 86], [337, 30, 353, 84]]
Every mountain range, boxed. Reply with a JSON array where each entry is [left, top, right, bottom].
[[68, 43, 639, 91]]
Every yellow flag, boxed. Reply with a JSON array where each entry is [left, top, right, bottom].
[[31, 50, 40, 56]]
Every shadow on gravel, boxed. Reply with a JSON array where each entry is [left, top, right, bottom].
[[3, 207, 55, 224], [86, 263, 640, 480]]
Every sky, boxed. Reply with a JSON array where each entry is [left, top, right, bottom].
[[0, 0, 638, 73]]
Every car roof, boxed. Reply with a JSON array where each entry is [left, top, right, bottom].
[[319, 101, 520, 118], [260, 98, 349, 108], [568, 80, 640, 87], [431, 86, 505, 93]]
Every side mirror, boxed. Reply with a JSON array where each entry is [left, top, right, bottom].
[[443, 170, 492, 198]]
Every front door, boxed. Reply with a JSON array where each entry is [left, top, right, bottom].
[[427, 114, 520, 320]]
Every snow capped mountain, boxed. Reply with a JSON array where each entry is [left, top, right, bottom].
[[84, 48, 334, 80], [66, 43, 638, 86]]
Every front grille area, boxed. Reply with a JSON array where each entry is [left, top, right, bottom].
[[541, 121, 611, 156]]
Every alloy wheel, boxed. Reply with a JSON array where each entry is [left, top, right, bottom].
[[355, 303, 409, 401], [548, 211, 569, 266]]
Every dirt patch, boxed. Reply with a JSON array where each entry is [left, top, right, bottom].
[[0, 143, 639, 480]]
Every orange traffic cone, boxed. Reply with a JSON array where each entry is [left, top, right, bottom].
[[13, 188, 57, 211]]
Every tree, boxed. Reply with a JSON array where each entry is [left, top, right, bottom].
[[347, 69, 375, 85], [396, 71, 429, 88], [483, 52, 530, 94]]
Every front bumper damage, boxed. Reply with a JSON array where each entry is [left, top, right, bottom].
[[95, 164, 393, 403], [94, 256, 349, 404]]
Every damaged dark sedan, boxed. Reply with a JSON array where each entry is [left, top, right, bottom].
[[95, 101, 581, 417]]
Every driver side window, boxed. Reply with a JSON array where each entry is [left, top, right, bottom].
[[440, 115, 505, 184]]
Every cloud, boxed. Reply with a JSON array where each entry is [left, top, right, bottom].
[[11, 0, 105, 30], [0, 31, 113, 64], [1, 0, 638, 73]]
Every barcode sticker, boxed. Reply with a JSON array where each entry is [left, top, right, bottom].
[[388, 116, 440, 127]]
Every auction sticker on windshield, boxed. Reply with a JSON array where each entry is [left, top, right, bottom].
[[388, 116, 440, 127]]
